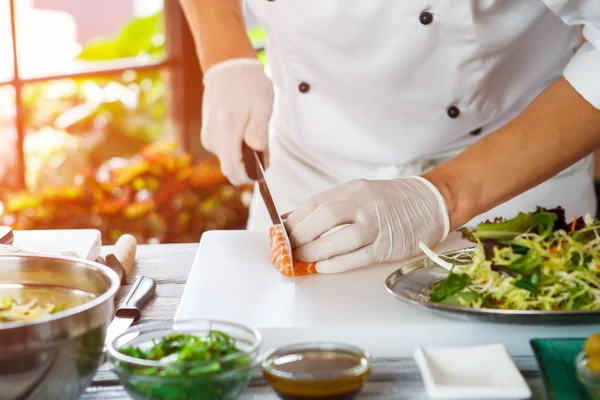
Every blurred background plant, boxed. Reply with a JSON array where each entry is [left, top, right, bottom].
[[21, 10, 168, 192], [2, 142, 252, 244], [0, 5, 259, 244]]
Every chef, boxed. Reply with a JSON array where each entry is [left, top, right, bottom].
[[179, 1, 600, 274]]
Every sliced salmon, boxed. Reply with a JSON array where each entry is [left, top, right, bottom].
[[269, 224, 317, 277]]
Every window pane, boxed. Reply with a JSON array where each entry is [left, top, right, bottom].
[[0, 0, 14, 82], [0, 85, 20, 191], [15, 0, 165, 79]]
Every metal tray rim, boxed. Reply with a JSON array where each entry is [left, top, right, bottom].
[[384, 247, 600, 320]]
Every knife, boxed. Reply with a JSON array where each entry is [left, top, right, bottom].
[[104, 275, 156, 347], [242, 144, 295, 281]]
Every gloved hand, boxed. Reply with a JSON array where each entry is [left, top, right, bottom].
[[284, 176, 450, 274], [201, 59, 274, 185]]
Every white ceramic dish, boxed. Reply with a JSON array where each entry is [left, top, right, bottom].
[[413, 344, 532, 399]]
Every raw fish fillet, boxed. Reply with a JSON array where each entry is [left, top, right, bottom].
[[269, 224, 317, 277]]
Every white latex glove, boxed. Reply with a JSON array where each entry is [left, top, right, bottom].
[[201, 59, 274, 185], [284, 176, 450, 274]]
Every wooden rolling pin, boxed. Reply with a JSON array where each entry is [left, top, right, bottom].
[[101, 234, 138, 285]]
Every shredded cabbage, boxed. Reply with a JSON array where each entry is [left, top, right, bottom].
[[0, 297, 64, 322], [428, 208, 600, 311]]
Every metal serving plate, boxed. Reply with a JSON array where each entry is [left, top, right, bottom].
[[384, 247, 600, 324]]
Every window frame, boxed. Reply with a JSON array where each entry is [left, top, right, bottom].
[[2, 0, 203, 190]]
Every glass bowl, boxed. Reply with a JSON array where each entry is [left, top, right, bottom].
[[576, 351, 600, 400], [106, 319, 262, 400], [261, 341, 372, 400]]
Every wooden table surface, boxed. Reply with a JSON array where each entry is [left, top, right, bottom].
[[84, 243, 547, 399]]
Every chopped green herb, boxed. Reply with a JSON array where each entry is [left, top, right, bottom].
[[429, 272, 471, 303], [514, 279, 537, 293], [572, 293, 593, 310], [508, 252, 542, 275], [117, 332, 254, 400], [512, 245, 529, 255], [529, 270, 540, 287], [438, 291, 481, 307]]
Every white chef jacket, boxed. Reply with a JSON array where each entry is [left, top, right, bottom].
[[244, 0, 600, 232]]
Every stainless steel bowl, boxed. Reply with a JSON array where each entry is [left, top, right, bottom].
[[0, 254, 121, 400]]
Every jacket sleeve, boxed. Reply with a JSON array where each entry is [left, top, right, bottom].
[[541, 0, 600, 110]]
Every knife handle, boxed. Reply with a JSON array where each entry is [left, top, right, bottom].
[[242, 142, 265, 181], [115, 276, 156, 321]]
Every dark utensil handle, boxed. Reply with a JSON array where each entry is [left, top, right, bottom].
[[242, 142, 265, 181], [115, 276, 156, 320]]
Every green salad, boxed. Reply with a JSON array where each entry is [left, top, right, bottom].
[[428, 207, 600, 311], [116, 331, 254, 400]]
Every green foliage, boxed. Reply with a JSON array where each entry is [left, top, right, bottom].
[[76, 12, 165, 60], [21, 11, 168, 192], [117, 332, 254, 400]]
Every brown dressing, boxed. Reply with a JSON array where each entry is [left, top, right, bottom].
[[263, 349, 370, 400]]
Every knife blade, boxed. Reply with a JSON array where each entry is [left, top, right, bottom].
[[242, 144, 295, 281], [104, 275, 156, 347]]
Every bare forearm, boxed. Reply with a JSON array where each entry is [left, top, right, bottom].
[[178, 0, 256, 71], [424, 77, 600, 230]]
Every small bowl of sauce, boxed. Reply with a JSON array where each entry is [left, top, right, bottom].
[[261, 341, 372, 400]]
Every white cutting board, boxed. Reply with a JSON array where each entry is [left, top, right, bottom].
[[12, 229, 102, 260], [175, 230, 599, 358]]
